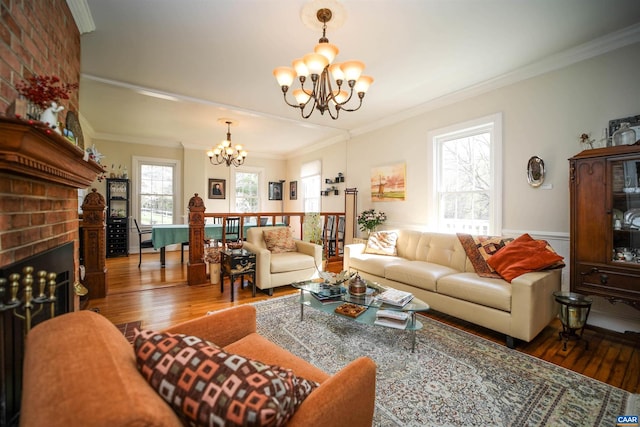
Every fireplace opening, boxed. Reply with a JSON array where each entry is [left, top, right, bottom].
[[0, 242, 74, 426]]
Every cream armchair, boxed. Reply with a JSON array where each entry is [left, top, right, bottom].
[[243, 226, 322, 295]]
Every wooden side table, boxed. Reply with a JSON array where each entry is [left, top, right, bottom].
[[220, 248, 256, 302]]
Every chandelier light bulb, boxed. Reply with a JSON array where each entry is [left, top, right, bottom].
[[329, 63, 344, 82], [293, 88, 311, 105], [340, 61, 365, 83], [303, 53, 329, 76], [292, 59, 309, 78], [314, 42, 339, 64], [354, 75, 374, 93], [333, 90, 349, 104], [273, 67, 295, 87]]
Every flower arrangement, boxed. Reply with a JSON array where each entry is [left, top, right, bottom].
[[16, 75, 78, 109], [357, 208, 387, 233]]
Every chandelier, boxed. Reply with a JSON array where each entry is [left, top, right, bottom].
[[272, 7, 373, 120], [206, 119, 247, 167]]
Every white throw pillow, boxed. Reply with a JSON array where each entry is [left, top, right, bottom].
[[364, 231, 398, 256]]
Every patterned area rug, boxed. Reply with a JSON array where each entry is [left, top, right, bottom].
[[252, 295, 639, 427], [115, 320, 141, 343]]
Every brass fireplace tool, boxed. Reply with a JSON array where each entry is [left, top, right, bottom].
[[0, 266, 59, 334]]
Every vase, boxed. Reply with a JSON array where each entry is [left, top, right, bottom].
[[26, 101, 43, 121], [612, 122, 636, 146]]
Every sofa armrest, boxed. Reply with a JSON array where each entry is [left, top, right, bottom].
[[510, 268, 562, 342], [288, 356, 376, 427], [294, 240, 322, 266], [162, 305, 257, 347], [343, 243, 366, 270]]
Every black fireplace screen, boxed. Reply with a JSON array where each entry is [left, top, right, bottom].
[[0, 242, 74, 426]]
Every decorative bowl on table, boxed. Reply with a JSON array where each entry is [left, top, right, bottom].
[[227, 240, 243, 250], [319, 270, 355, 286]]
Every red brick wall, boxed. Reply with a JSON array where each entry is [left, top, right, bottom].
[[0, 0, 80, 115], [0, 172, 79, 267], [0, 1, 81, 269]]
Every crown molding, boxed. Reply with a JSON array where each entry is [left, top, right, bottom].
[[66, 0, 96, 34], [351, 23, 640, 138]]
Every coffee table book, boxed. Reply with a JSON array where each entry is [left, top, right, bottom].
[[376, 289, 414, 307], [374, 309, 409, 329]]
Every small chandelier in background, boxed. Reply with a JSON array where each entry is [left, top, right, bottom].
[[273, 6, 373, 120], [207, 119, 247, 167]]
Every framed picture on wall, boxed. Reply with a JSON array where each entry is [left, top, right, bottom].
[[269, 181, 283, 200], [208, 178, 225, 199], [290, 181, 297, 200]]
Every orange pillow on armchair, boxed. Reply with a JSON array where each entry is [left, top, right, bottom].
[[486, 234, 564, 282]]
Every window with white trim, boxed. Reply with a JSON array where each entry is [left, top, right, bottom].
[[133, 158, 180, 226], [233, 170, 260, 213], [429, 113, 502, 235], [301, 160, 321, 213]]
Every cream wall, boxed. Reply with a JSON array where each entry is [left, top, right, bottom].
[[324, 42, 640, 333], [182, 148, 287, 221]]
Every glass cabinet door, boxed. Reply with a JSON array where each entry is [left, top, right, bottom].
[[611, 158, 640, 265]]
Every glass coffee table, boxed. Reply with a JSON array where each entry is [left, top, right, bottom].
[[291, 279, 430, 352]]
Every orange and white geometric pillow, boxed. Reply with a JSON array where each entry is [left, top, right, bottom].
[[133, 330, 319, 427]]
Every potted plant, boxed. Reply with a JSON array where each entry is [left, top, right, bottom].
[[357, 208, 387, 238]]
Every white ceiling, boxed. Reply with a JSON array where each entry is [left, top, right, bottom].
[[77, 0, 640, 159]]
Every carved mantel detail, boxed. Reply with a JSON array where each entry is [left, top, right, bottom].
[[0, 117, 103, 188]]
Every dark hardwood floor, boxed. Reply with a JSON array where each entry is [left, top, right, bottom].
[[88, 251, 640, 394]]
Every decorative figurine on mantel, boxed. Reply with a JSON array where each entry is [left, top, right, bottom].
[[13, 75, 78, 132]]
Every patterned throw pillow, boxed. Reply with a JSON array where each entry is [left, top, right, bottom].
[[133, 330, 319, 427], [263, 228, 297, 254], [457, 233, 514, 278], [364, 231, 398, 256]]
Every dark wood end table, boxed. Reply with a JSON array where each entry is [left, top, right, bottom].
[[220, 248, 256, 302]]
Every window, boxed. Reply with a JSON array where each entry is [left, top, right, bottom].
[[429, 113, 502, 235], [301, 160, 321, 213], [133, 157, 180, 226], [233, 170, 260, 213]]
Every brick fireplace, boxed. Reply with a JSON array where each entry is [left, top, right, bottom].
[[0, 116, 103, 425]]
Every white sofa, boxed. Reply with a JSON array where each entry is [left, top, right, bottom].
[[344, 230, 562, 348], [243, 226, 322, 295]]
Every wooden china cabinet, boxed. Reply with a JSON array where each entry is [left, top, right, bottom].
[[569, 144, 640, 310]]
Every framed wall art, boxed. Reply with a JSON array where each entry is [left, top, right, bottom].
[[269, 181, 283, 200], [290, 181, 297, 200], [208, 178, 225, 199], [370, 163, 406, 202]]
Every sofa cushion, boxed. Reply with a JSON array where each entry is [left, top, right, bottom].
[[347, 253, 404, 277], [437, 273, 512, 312], [364, 231, 398, 256], [487, 234, 564, 282], [384, 260, 459, 292], [457, 233, 514, 278], [134, 329, 319, 427], [270, 252, 316, 273], [263, 228, 297, 254]]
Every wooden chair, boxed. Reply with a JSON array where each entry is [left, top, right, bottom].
[[224, 217, 240, 241], [133, 218, 154, 268]]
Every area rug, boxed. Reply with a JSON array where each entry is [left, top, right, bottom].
[[250, 295, 638, 427]]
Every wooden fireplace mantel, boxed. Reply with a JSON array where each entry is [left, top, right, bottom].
[[0, 116, 103, 188]]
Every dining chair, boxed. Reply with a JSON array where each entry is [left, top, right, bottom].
[[134, 218, 154, 268], [224, 217, 240, 242]]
